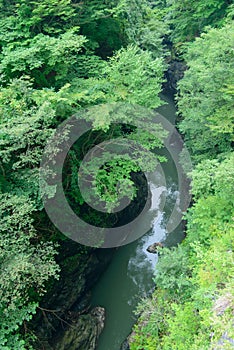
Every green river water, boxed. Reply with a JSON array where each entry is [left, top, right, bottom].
[[91, 95, 185, 350]]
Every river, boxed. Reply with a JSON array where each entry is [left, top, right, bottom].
[[90, 94, 185, 350]]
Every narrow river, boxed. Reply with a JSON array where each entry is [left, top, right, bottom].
[[91, 94, 185, 350]]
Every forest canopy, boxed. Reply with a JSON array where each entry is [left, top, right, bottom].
[[0, 0, 233, 349]]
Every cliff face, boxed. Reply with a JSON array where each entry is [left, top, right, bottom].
[[29, 169, 150, 349], [29, 242, 114, 350], [163, 60, 187, 94], [53, 307, 105, 350]]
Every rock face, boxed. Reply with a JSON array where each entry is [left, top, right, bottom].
[[213, 293, 233, 316], [29, 171, 150, 349], [164, 60, 187, 93], [29, 241, 114, 349], [212, 293, 234, 349], [146, 242, 164, 254], [120, 339, 130, 350], [53, 307, 105, 350]]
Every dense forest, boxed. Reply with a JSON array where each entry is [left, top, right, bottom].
[[0, 0, 233, 349]]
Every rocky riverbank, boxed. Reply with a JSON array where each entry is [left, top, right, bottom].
[[29, 241, 114, 349], [28, 170, 149, 349]]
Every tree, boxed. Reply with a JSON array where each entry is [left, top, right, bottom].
[[177, 21, 234, 162], [0, 193, 59, 349], [117, 0, 169, 57], [0, 0, 125, 87], [162, 0, 231, 44]]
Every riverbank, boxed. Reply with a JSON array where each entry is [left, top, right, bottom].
[[28, 242, 115, 349]]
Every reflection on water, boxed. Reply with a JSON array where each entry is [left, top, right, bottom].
[[90, 95, 185, 350], [91, 177, 184, 349]]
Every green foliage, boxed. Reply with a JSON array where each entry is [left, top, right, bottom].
[[154, 246, 193, 300], [185, 152, 234, 246], [118, 0, 170, 57], [0, 0, 76, 38], [190, 153, 234, 202], [0, 78, 76, 347], [6, 1, 234, 349], [0, 77, 79, 204], [62, 103, 167, 215], [103, 45, 165, 108], [192, 228, 234, 291], [0, 0, 127, 87], [0, 29, 87, 87], [69, 45, 165, 109], [0, 78, 55, 169], [178, 22, 234, 162], [208, 84, 234, 141], [0, 194, 59, 349], [0, 302, 37, 350], [162, 0, 231, 44], [131, 173, 234, 349], [161, 302, 202, 350], [130, 290, 171, 350]]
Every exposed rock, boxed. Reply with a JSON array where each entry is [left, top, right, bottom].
[[146, 242, 164, 254], [213, 331, 234, 349], [29, 241, 114, 349], [53, 307, 105, 350], [163, 60, 187, 93], [29, 164, 152, 348], [211, 293, 234, 349], [120, 339, 130, 350], [213, 293, 234, 316]]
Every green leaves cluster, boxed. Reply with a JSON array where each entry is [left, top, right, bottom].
[[101, 45, 165, 108], [178, 22, 234, 162], [155, 0, 232, 45], [0, 194, 59, 349], [0, 77, 64, 348], [118, 0, 170, 57], [0, 29, 87, 87]]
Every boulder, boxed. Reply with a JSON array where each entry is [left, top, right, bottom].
[[146, 242, 164, 254]]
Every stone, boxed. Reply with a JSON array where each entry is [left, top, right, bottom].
[[29, 241, 114, 349], [146, 242, 164, 254], [53, 307, 105, 350]]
